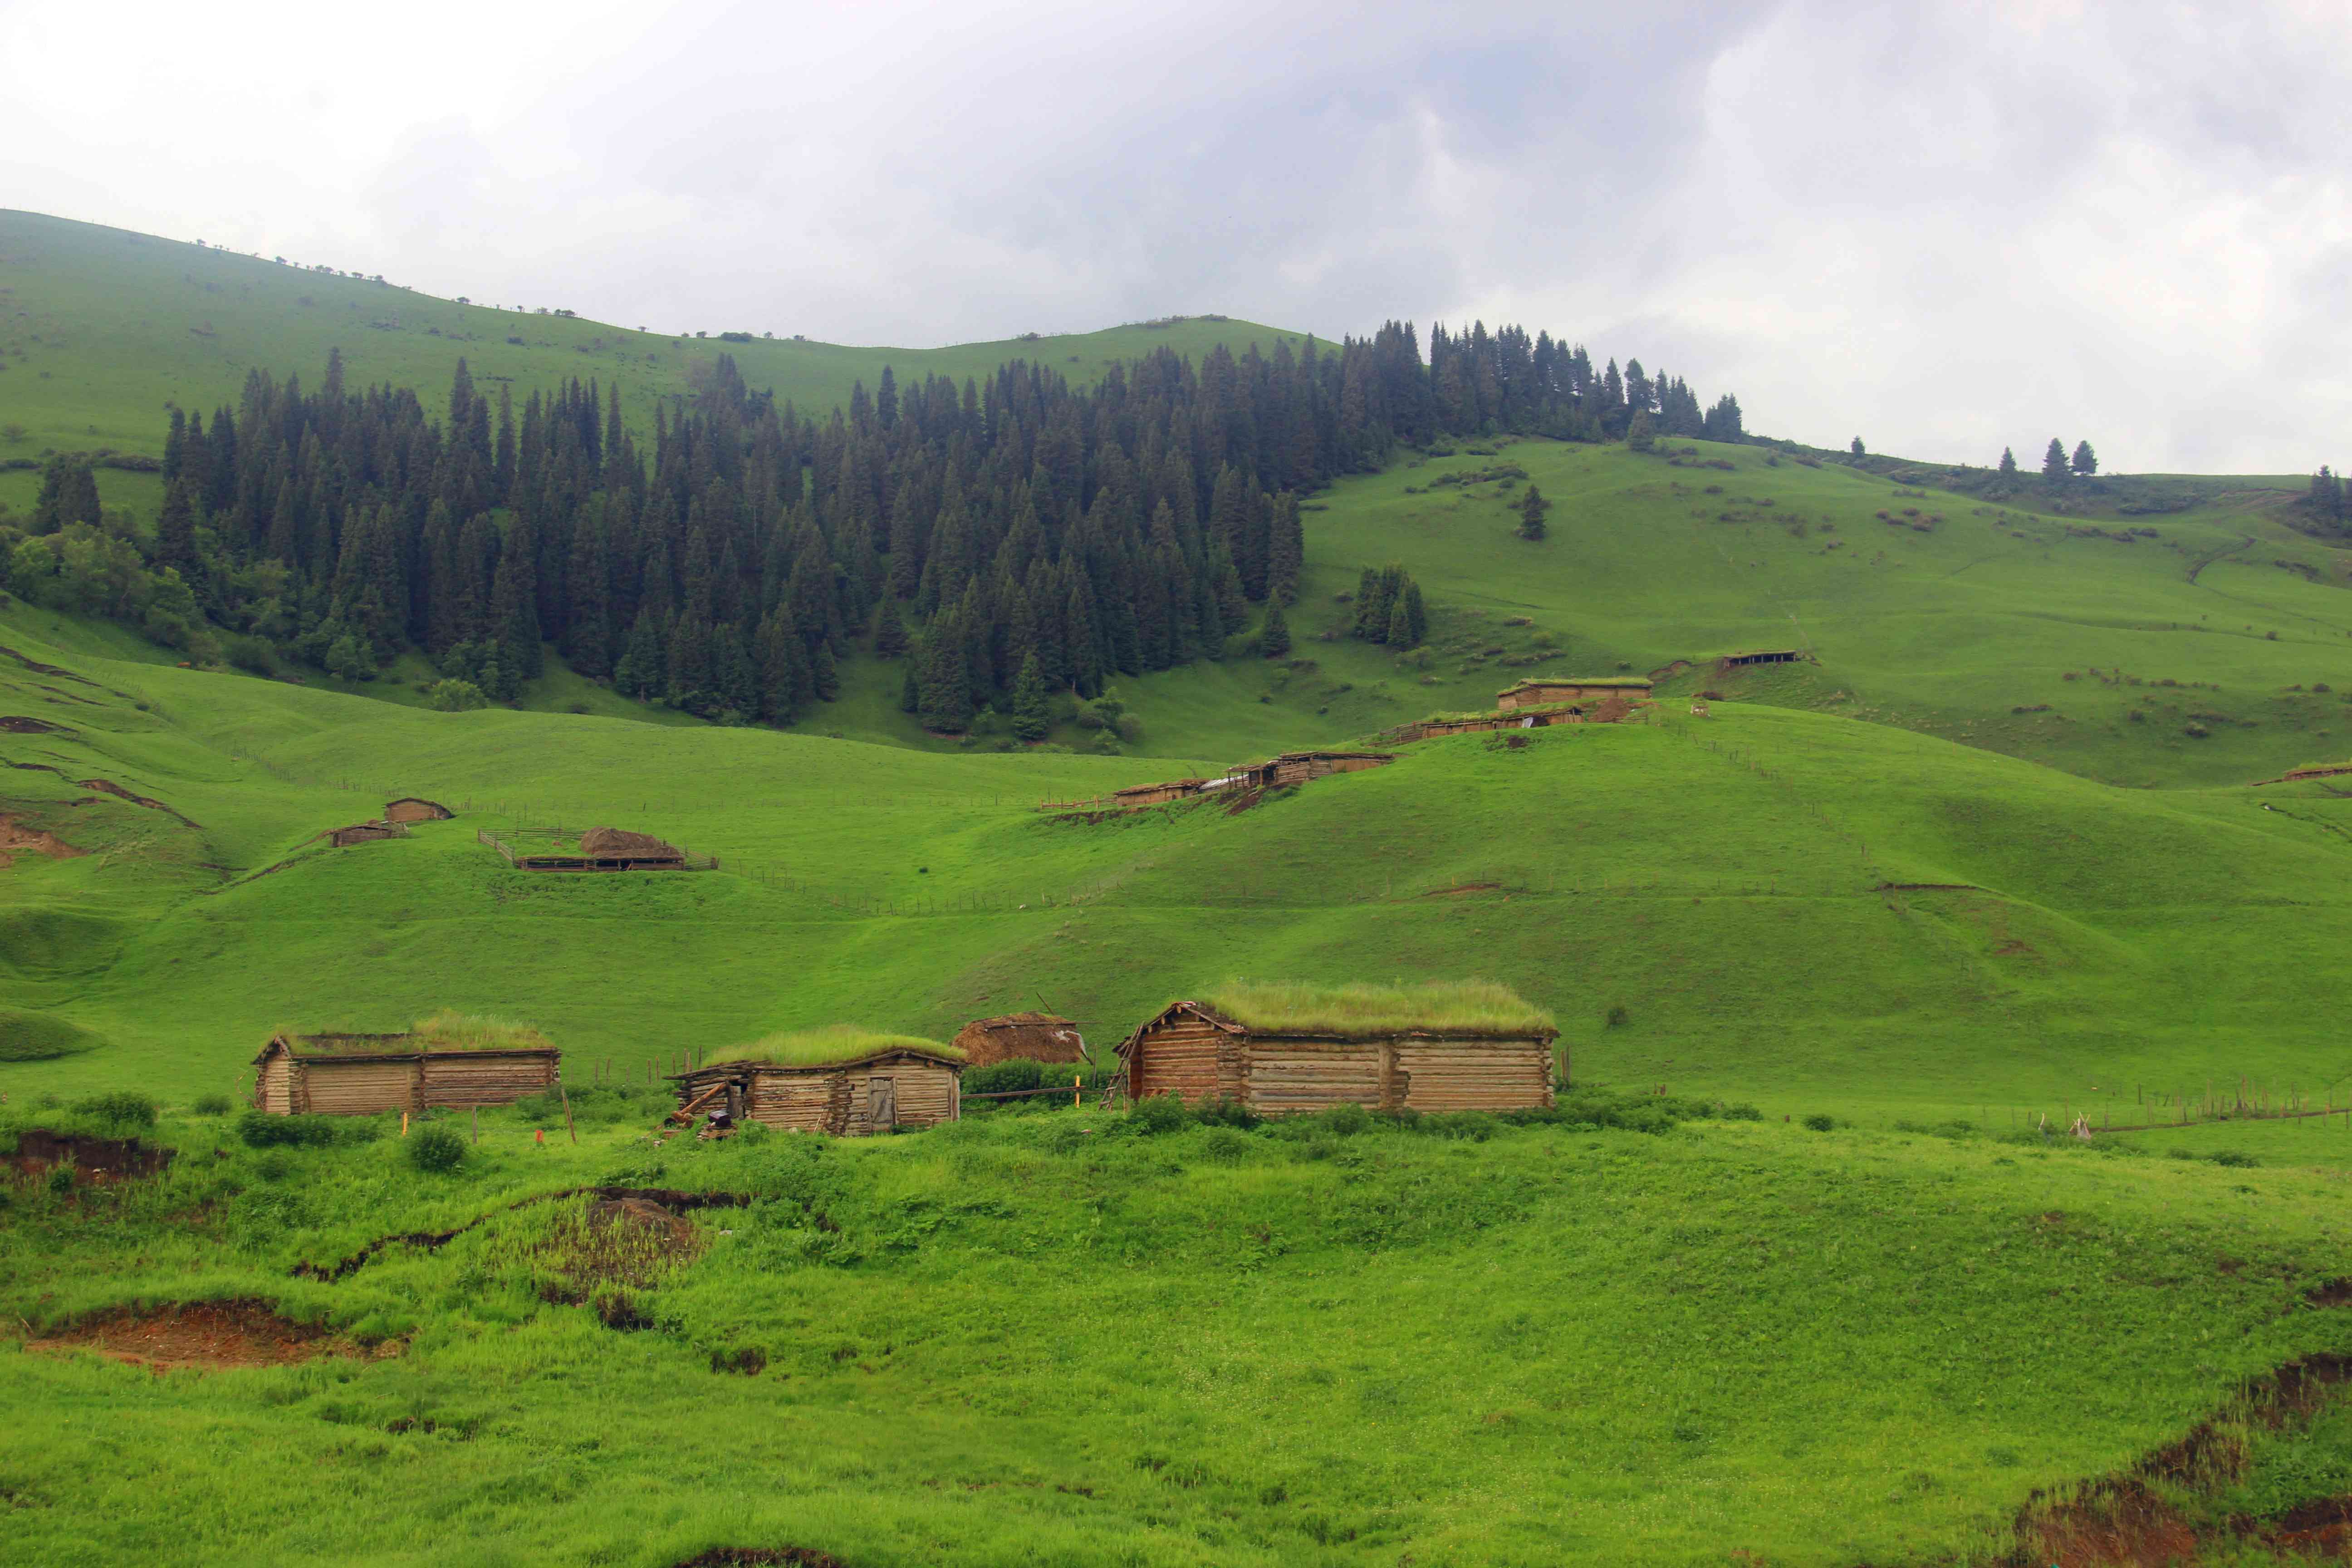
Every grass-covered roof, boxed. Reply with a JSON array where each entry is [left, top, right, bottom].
[[278, 1013, 556, 1056], [715, 1024, 964, 1069], [1200, 980, 1555, 1039], [1498, 675, 1654, 691]]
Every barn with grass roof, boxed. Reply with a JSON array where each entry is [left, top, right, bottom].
[[951, 1011, 1086, 1067], [1494, 676, 1654, 711], [666, 1027, 964, 1135], [252, 1013, 560, 1115], [1117, 981, 1558, 1117]]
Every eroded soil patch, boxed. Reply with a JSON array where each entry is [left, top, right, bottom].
[[5, 1129, 172, 1183], [0, 716, 68, 735], [292, 1185, 749, 1282], [29, 1299, 362, 1371], [0, 814, 82, 867]]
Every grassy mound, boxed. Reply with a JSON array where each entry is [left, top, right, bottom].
[[1203, 979, 1554, 1036], [0, 1009, 100, 1061]]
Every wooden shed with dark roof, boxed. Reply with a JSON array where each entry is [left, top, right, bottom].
[[252, 1014, 560, 1115], [951, 1012, 1087, 1067], [667, 1028, 965, 1136], [1117, 981, 1558, 1117]]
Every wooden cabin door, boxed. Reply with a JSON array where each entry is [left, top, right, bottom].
[[868, 1077, 897, 1129]]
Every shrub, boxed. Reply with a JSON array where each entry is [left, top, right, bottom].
[[426, 678, 489, 712], [237, 1110, 340, 1148], [2210, 1149, 2260, 1168], [46, 1165, 74, 1197], [1605, 1004, 1630, 1028], [72, 1090, 157, 1131], [192, 1093, 233, 1116], [1128, 1093, 1191, 1136], [408, 1124, 466, 1173], [1321, 1102, 1371, 1137], [1803, 1113, 1836, 1132], [1197, 1126, 1251, 1164]]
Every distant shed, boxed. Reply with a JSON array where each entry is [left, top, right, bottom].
[[252, 1018, 559, 1115], [384, 797, 454, 824], [1715, 649, 1799, 671], [1118, 982, 1558, 1117], [951, 1012, 1086, 1067], [1495, 676, 1655, 711], [328, 821, 407, 848], [668, 1029, 964, 1136]]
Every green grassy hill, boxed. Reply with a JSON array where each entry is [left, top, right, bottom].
[[0, 207, 1301, 509], [8, 598, 2352, 1140]]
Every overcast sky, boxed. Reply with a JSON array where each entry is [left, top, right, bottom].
[[10, 0, 2347, 472]]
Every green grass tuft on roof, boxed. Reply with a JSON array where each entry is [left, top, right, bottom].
[[1203, 979, 1555, 1038], [721, 1024, 963, 1068]]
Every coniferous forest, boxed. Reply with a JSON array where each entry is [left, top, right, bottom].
[[9, 322, 1742, 732]]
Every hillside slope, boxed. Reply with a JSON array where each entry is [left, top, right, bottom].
[[6, 602, 2351, 1125], [0, 207, 1299, 466]]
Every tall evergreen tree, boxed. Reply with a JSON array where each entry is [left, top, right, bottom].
[[2041, 438, 2071, 483], [2071, 440, 2098, 477], [1515, 484, 1549, 541], [1009, 651, 1049, 741], [1260, 598, 1291, 658]]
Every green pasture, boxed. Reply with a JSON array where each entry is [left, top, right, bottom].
[[2, 1097, 2348, 1568], [7, 601, 2352, 1142], [0, 208, 1300, 462]]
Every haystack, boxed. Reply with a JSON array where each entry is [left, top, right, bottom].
[[581, 827, 678, 858], [951, 1012, 1086, 1067]]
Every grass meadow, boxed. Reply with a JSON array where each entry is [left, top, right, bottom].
[[4, 1095, 2350, 1568]]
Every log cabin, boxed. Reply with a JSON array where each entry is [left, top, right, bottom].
[[667, 1028, 964, 1136], [252, 1015, 559, 1115], [1118, 981, 1558, 1117], [1494, 676, 1655, 710]]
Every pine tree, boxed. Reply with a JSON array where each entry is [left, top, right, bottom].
[[899, 658, 921, 714], [1009, 652, 1049, 742], [613, 608, 666, 700], [872, 596, 910, 657], [1849, 436, 1866, 458], [1386, 593, 1415, 648], [1999, 446, 2018, 476], [1515, 484, 1549, 541], [812, 640, 839, 701], [154, 476, 201, 577], [2071, 440, 2098, 477], [1626, 411, 1656, 452], [1260, 598, 1292, 658], [2041, 438, 2070, 483], [1266, 491, 1303, 604], [1401, 581, 1427, 648], [490, 522, 544, 679]]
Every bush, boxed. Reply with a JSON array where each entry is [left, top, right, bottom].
[[1127, 1093, 1194, 1135], [1605, 1004, 1630, 1028], [1197, 1126, 1251, 1164], [46, 1165, 74, 1197], [1803, 1113, 1836, 1132], [1321, 1102, 1371, 1138], [237, 1110, 340, 1148], [408, 1124, 466, 1173], [192, 1093, 233, 1116], [222, 634, 277, 676], [426, 678, 489, 712], [72, 1090, 156, 1132]]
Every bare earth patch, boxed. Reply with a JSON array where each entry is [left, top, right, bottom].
[[0, 813, 82, 868], [28, 1299, 377, 1372]]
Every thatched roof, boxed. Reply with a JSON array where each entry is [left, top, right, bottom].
[[951, 1012, 1086, 1066], [256, 1012, 558, 1062], [580, 827, 680, 858], [675, 1024, 966, 1079], [1121, 981, 1557, 1056]]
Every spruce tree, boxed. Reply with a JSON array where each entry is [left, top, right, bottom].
[[812, 640, 839, 701], [2071, 440, 2098, 477], [1999, 446, 2018, 476], [1009, 652, 1049, 742], [1401, 581, 1427, 648], [1386, 593, 1414, 648], [1849, 436, 1866, 458], [1515, 484, 1549, 540], [2041, 438, 2070, 483], [1260, 599, 1291, 659], [1266, 491, 1303, 604], [872, 596, 909, 657], [155, 476, 201, 577], [1627, 412, 1656, 453], [490, 522, 544, 679]]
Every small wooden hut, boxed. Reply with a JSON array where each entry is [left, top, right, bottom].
[[1715, 649, 1798, 671], [252, 1014, 559, 1115], [1117, 981, 1558, 1117], [1495, 676, 1654, 711], [328, 820, 407, 847], [1220, 750, 1395, 791], [667, 1027, 964, 1136], [951, 1012, 1086, 1067], [384, 797, 454, 824]]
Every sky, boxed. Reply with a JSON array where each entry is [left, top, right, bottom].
[[8, 0, 2347, 473]]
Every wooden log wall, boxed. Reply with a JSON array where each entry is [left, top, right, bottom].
[[747, 1073, 840, 1132], [419, 1053, 557, 1108], [1132, 1018, 1226, 1102], [299, 1059, 417, 1115], [256, 1053, 293, 1114], [1246, 1041, 1383, 1116], [1395, 1040, 1554, 1113]]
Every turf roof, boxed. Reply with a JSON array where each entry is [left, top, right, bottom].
[[1200, 980, 1555, 1038], [716, 1024, 964, 1068], [1497, 675, 1654, 691], [279, 1013, 556, 1055]]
